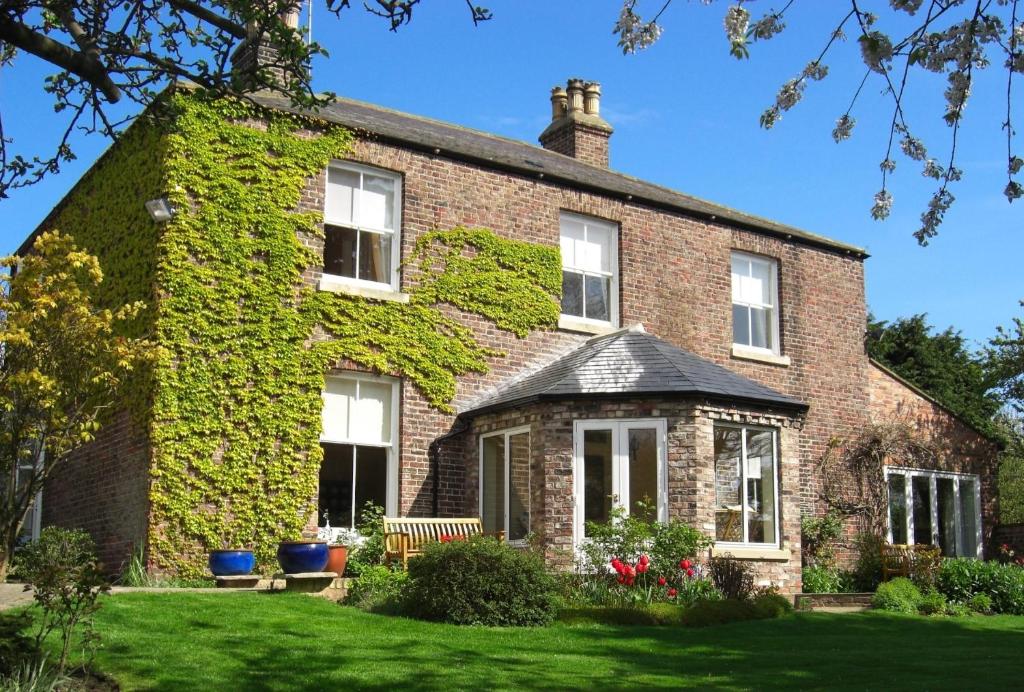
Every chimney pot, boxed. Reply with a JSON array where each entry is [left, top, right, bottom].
[[550, 87, 568, 122], [566, 78, 585, 114], [583, 82, 601, 116]]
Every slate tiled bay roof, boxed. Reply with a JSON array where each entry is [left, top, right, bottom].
[[461, 326, 807, 417], [251, 93, 867, 258]]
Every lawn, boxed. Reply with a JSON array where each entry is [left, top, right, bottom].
[[77, 592, 1023, 690]]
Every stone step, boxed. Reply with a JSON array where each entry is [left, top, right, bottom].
[[794, 592, 874, 610]]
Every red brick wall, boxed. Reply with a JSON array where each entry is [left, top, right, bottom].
[[41, 410, 151, 574], [993, 523, 1024, 555], [868, 362, 1000, 552]]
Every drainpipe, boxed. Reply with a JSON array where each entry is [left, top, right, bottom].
[[428, 415, 471, 517]]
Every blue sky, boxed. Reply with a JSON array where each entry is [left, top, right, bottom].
[[2, 1, 1021, 346]]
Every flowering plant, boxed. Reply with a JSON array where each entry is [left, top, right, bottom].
[[998, 543, 1024, 567], [606, 554, 717, 606]]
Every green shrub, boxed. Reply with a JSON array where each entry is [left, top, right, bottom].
[[801, 511, 844, 568], [872, 578, 922, 614], [14, 528, 110, 673], [751, 589, 794, 618], [404, 536, 556, 626], [557, 603, 685, 627], [0, 657, 68, 692], [802, 566, 843, 593], [945, 601, 972, 617], [344, 502, 386, 578], [0, 613, 36, 678], [345, 565, 407, 614], [917, 590, 948, 616], [707, 555, 754, 601], [936, 558, 1024, 615], [853, 532, 884, 591], [968, 592, 993, 614]]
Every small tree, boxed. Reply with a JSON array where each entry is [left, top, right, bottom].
[[0, 231, 155, 578]]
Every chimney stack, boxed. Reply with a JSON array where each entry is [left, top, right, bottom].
[[539, 78, 613, 168], [230, 4, 305, 91]]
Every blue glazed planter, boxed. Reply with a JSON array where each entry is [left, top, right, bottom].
[[277, 541, 329, 574], [208, 549, 255, 577]]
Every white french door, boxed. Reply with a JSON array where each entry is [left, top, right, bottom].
[[572, 419, 667, 546]]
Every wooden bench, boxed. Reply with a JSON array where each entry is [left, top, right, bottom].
[[880, 543, 942, 581], [383, 517, 502, 569]]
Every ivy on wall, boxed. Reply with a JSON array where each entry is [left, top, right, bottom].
[[69, 90, 563, 576]]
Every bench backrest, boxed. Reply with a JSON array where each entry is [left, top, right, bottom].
[[383, 517, 484, 551]]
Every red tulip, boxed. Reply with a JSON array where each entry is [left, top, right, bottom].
[[617, 575, 625, 584], [637, 563, 649, 574], [667, 588, 678, 598], [686, 568, 695, 578], [657, 576, 667, 587], [639, 554, 650, 566], [626, 576, 635, 586], [680, 559, 692, 570]]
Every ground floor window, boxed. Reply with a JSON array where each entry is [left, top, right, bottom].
[[886, 468, 981, 558], [714, 424, 779, 546], [320, 374, 398, 529], [572, 419, 667, 544], [480, 427, 531, 543]]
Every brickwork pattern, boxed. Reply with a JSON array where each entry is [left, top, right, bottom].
[[41, 410, 151, 573]]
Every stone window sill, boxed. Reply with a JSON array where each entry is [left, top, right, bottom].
[[731, 345, 791, 367], [712, 544, 792, 562], [558, 315, 617, 335], [318, 277, 410, 303]]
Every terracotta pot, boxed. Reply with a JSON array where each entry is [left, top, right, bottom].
[[326, 545, 348, 577]]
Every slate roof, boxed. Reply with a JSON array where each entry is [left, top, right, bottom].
[[461, 326, 807, 417], [251, 93, 867, 258]]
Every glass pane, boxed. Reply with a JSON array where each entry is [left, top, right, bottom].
[[351, 381, 391, 445], [321, 378, 356, 442], [888, 474, 908, 544], [714, 427, 743, 541], [319, 443, 354, 528], [508, 432, 531, 541], [578, 224, 611, 273], [937, 477, 957, 557], [481, 436, 505, 535], [583, 429, 613, 537], [732, 304, 750, 346], [559, 217, 585, 268], [357, 230, 392, 284], [325, 168, 358, 224], [750, 306, 771, 350], [357, 173, 395, 230], [561, 271, 584, 317], [750, 259, 772, 304], [628, 428, 658, 523], [959, 478, 979, 557], [324, 225, 358, 278], [354, 445, 388, 525], [584, 275, 610, 322], [912, 476, 933, 545], [745, 430, 776, 544], [730, 256, 747, 303]]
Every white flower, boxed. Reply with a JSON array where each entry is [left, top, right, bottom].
[[900, 134, 928, 161], [871, 190, 893, 220], [832, 114, 855, 142]]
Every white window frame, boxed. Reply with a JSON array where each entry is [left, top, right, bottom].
[[884, 466, 983, 558], [571, 418, 668, 548], [319, 373, 400, 526], [730, 251, 781, 355], [478, 426, 531, 546], [713, 423, 781, 549], [322, 161, 403, 293], [559, 212, 619, 328]]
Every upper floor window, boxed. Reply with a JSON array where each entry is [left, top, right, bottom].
[[320, 374, 399, 529], [714, 425, 778, 546], [323, 162, 402, 290], [560, 213, 618, 326], [731, 252, 779, 354]]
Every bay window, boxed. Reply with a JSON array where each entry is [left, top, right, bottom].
[[320, 375, 399, 529], [480, 427, 531, 543], [714, 425, 779, 546], [885, 468, 981, 558]]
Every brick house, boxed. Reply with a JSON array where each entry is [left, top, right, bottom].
[[16, 43, 1000, 590]]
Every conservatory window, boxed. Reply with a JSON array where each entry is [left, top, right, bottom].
[[885, 468, 981, 558]]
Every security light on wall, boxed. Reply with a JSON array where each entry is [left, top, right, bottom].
[[145, 198, 175, 222]]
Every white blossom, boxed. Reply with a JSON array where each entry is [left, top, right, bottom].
[[832, 114, 855, 142], [871, 190, 893, 220], [943, 71, 972, 123], [922, 159, 944, 179], [1005, 180, 1024, 202], [890, 0, 925, 15], [759, 105, 781, 129], [613, 3, 663, 55], [880, 158, 896, 173], [915, 189, 954, 244], [900, 134, 928, 161], [859, 31, 894, 73], [1010, 155, 1024, 175]]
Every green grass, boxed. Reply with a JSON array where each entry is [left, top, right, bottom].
[[78, 592, 1023, 690]]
